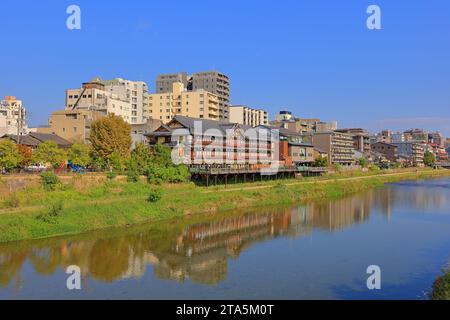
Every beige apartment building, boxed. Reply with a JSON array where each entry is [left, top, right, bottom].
[[66, 81, 133, 123], [228, 105, 268, 127], [39, 80, 136, 143], [307, 131, 355, 166], [37, 109, 104, 143], [155, 71, 231, 120], [146, 82, 219, 122], [0, 96, 28, 136]]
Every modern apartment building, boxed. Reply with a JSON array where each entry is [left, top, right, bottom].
[[404, 129, 428, 143], [155, 71, 231, 120], [371, 142, 399, 163], [271, 111, 337, 134], [392, 142, 425, 166], [307, 131, 355, 166], [0, 96, 28, 136], [428, 132, 444, 147], [335, 128, 370, 153], [228, 105, 268, 127], [146, 82, 219, 122], [191, 71, 230, 120], [66, 80, 133, 123], [156, 72, 189, 94], [94, 77, 149, 124]]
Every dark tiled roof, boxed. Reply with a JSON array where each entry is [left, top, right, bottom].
[[3, 133, 72, 148]]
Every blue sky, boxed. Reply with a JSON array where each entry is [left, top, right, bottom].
[[1, 0, 450, 136]]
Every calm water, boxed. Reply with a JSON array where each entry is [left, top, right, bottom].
[[1, 178, 450, 300]]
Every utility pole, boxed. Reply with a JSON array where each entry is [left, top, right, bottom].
[[16, 103, 24, 145]]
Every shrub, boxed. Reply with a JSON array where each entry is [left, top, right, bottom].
[[432, 271, 450, 300], [36, 201, 64, 223], [147, 189, 162, 203], [144, 164, 190, 185], [106, 171, 117, 180], [40, 171, 60, 191], [127, 169, 140, 183]]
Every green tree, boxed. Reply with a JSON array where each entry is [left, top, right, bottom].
[[144, 144, 190, 184], [32, 141, 67, 168], [0, 140, 22, 172], [129, 142, 152, 175], [314, 157, 328, 167], [358, 157, 368, 167], [424, 151, 436, 167], [68, 143, 91, 167], [90, 115, 132, 166]]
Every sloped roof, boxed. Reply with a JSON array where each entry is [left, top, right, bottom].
[[4, 133, 72, 148]]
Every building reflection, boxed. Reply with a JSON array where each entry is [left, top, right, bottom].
[[0, 180, 449, 289]]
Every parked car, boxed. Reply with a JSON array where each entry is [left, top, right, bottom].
[[25, 164, 48, 173]]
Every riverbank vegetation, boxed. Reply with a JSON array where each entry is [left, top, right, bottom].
[[432, 270, 450, 300], [0, 168, 449, 243]]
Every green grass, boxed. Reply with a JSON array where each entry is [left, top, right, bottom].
[[0, 169, 449, 243], [432, 270, 450, 300]]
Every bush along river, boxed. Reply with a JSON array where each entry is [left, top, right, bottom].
[[0, 177, 449, 300]]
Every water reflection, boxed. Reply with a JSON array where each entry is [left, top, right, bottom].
[[0, 179, 449, 292]]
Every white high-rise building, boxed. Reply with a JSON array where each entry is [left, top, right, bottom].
[[94, 77, 149, 124], [0, 96, 28, 136]]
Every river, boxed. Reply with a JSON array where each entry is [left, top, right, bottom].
[[1, 178, 450, 300]]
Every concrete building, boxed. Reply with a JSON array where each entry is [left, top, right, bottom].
[[307, 131, 355, 166], [131, 119, 163, 147], [155, 71, 231, 120], [191, 71, 230, 120], [335, 128, 370, 153], [146, 82, 219, 122], [0, 96, 28, 137], [94, 77, 149, 124], [156, 72, 189, 94], [391, 132, 405, 143], [371, 142, 399, 163], [37, 109, 104, 143], [404, 129, 428, 143], [66, 80, 133, 123], [392, 142, 424, 167], [428, 132, 445, 147], [278, 127, 315, 166], [228, 106, 268, 127], [271, 111, 336, 134]]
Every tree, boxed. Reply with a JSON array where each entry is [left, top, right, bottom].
[[17, 144, 32, 167], [90, 115, 132, 166], [144, 144, 190, 184], [68, 143, 91, 167], [0, 140, 22, 172], [314, 157, 328, 168], [32, 141, 67, 168], [129, 142, 152, 175], [358, 157, 368, 167], [424, 151, 436, 167]]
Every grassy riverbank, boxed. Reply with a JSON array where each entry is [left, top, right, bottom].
[[0, 169, 449, 243]]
